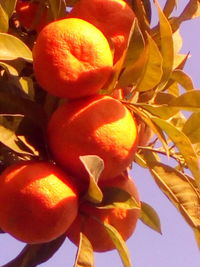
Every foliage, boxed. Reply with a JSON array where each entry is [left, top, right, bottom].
[[0, 0, 200, 266]]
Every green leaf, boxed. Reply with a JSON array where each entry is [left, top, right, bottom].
[[0, 115, 38, 156], [143, 157, 200, 229], [0, 116, 26, 154], [167, 81, 179, 96], [138, 148, 160, 165], [2, 234, 66, 267], [140, 202, 162, 234], [169, 1, 200, 33], [135, 152, 148, 168], [0, 33, 32, 61], [118, 19, 146, 88], [178, 0, 200, 22], [48, 0, 66, 19], [139, 103, 178, 120], [80, 155, 104, 204], [151, 117, 200, 186], [0, 61, 18, 76], [154, 92, 175, 104], [127, 103, 169, 155], [0, 91, 47, 129], [168, 90, 200, 111], [17, 135, 40, 157], [101, 49, 125, 95], [118, 48, 146, 88], [173, 52, 190, 70], [142, 0, 152, 23], [18, 77, 35, 101], [0, 72, 34, 100], [169, 112, 186, 131], [193, 143, 200, 158], [136, 33, 163, 91], [182, 112, 200, 144], [131, 0, 150, 34], [97, 187, 140, 210], [0, 3, 8, 32], [163, 0, 177, 17], [103, 222, 132, 267], [171, 69, 194, 91], [0, 58, 28, 75], [123, 19, 145, 68], [74, 233, 94, 267], [154, 0, 174, 90], [173, 30, 183, 54], [65, 0, 79, 7], [0, 0, 16, 17]]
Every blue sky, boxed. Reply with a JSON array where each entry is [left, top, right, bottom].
[[0, 1, 200, 267]]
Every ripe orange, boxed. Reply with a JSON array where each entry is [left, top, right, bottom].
[[0, 161, 78, 244], [33, 18, 113, 99], [16, 0, 48, 33], [68, 0, 135, 63], [66, 173, 141, 252], [47, 95, 138, 181]]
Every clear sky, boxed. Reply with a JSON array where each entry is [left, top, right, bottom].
[[0, 1, 200, 267]]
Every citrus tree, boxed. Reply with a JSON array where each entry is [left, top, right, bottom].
[[0, 0, 200, 266]]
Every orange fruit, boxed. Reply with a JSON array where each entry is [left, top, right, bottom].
[[33, 18, 113, 99], [16, 0, 48, 33], [66, 173, 141, 252], [0, 161, 78, 244], [47, 95, 138, 181], [68, 0, 135, 63]]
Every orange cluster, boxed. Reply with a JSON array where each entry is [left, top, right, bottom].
[[0, 0, 141, 252]]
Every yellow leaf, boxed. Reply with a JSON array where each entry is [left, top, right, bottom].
[[0, 33, 32, 61], [163, 0, 178, 17], [173, 30, 183, 54], [179, 0, 200, 21], [193, 228, 200, 250], [127, 103, 169, 155], [183, 112, 200, 144], [151, 117, 200, 186], [97, 187, 140, 210], [169, 90, 200, 111], [0, 61, 18, 76], [171, 69, 194, 91], [103, 222, 132, 267], [136, 33, 163, 91], [0, 116, 35, 156], [0, 0, 16, 18], [80, 155, 104, 204], [154, 0, 174, 90], [144, 158, 200, 228], [170, 1, 200, 32], [74, 233, 94, 267], [123, 19, 145, 68], [0, 3, 8, 32], [173, 53, 190, 69], [48, 0, 66, 19], [131, 0, 150, 34], [167, 81, 179, 96], [140, 202, 162, 234]]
